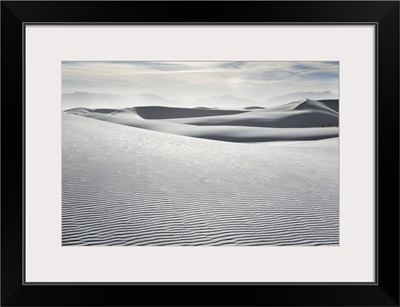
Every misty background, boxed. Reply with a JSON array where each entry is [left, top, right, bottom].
[[62, 61, 339, 110]]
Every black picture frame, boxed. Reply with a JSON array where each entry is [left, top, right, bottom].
[[1, 1, 399, 306]]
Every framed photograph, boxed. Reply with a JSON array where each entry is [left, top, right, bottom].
[[2, 1, 399, 306]]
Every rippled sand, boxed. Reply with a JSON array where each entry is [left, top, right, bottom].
[[62, 113, 339, 246]]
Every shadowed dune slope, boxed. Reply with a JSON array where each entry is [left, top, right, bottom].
[[160, 98, 337, 128], [264, 98, 338, 114], [64, 98, 339, 142], [76, 112, 339, 143], [134, 106, 248, 119], [65, 106, 248, 119], [244, 106, 266, 110], [318, 99, 339, 112], [164, 109, 338, 128]]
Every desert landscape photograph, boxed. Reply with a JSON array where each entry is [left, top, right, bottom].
[[62, 61, 339, 246]]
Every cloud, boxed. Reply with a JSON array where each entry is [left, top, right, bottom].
[[62, 61, 339, 102], [301, 71, 339, 80], [218, 62, 245, 69], [110, 61, 191, 71]]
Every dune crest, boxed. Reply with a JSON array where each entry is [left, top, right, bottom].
[[64, 99, 339, 143]]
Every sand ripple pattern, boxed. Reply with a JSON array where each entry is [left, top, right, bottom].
[[62, 115, 339, 246]]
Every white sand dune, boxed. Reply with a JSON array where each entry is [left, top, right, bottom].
[[126, 106, 248, 119], [64, 99, 339, 143], [80, 112, 338, 142], [66, 105, 248, 118], [318, 99, 339, 112], [62, 114, 339, 246], [163, 109, 337, 128], [264, 98, 338, 114], [244, 106, 266, 110]]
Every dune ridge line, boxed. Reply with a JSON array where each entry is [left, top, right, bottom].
[[64, 98, 339, 143]]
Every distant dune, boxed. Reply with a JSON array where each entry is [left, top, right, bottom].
[[264, 98, 337, 113], [244, 106, 266, 110], [64, 98, 339, 143], [164, 99, 338, 128], [194, 95, 258, 108], [318, 99, 339, 112], [132, 106, 247, 119], [265, 91, 338, 106]]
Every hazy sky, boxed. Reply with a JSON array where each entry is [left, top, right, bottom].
[[62, 61, 339, 103]]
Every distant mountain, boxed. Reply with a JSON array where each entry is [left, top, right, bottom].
[[265, 91, 338, 106], [194, 95, 258, 108], [138, 93, 179, 106], [62, 92, 180, 110]]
